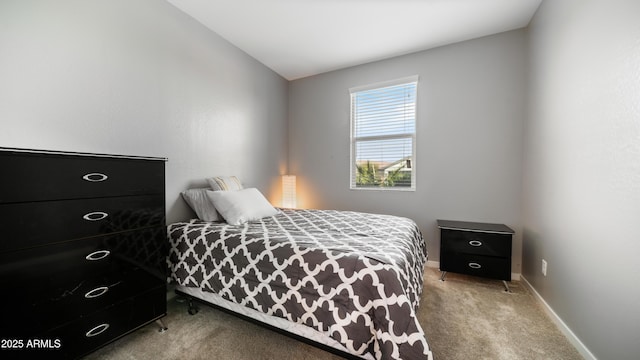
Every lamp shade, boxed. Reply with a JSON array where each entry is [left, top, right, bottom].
[[282, 175, 296, 208]]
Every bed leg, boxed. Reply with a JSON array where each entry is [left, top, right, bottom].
[[502, 280, 512, 293], [156, 319, 168, 333], [439, 271, 447, 281], [187, 298, 199, 315]]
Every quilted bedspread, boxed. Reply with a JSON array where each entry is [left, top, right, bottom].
[[168, 208, 431, 360]]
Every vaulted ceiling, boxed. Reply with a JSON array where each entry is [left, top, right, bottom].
[[166, 0, 542, 80]]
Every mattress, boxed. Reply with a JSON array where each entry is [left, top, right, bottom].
[[168, 208, 432, 360]]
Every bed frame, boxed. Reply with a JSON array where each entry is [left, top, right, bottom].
[[175, 289, 365, 360]]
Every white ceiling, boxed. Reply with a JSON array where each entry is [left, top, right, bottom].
[[166, 0, 542, 80]]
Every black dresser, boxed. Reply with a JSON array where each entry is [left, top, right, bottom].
[[437, 219, 514, 291], [0, 148, 167, 359]]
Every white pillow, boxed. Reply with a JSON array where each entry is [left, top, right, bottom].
[[206, 176, 244, 191], [206, 188, 278, 225], [181, 188, 220, 221]]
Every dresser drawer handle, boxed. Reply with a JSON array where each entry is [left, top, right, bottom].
[[468, 262, 482, 269], [469, 240, 483, 247], [86, 250, 110, 261], [84, 286, 109, 299], [82, 173, 108, 182], [83, 212, 109, 221], [85, 323, 110, 338]]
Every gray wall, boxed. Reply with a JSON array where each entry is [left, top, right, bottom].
[[0, 0, 288, 224], [523, 0, 640, 358], [289, 30, 527, 273]]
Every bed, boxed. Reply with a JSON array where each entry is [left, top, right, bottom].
[[168, 201, 432, 360]]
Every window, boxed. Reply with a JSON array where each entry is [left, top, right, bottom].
[[350, 76, 418, 190]]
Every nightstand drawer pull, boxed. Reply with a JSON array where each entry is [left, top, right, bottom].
[[86, 250, 110, 261], [82, 173, 108, 182], [84, 286, 109, 299], [469, 240, 483, 247], [85, 323, 110, 338], [83, 211, 109, 221], [468, 262, 482, 269]]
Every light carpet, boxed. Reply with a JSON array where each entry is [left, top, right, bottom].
[[86, 268, 582, 359]]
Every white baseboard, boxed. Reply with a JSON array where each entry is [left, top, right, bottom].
[[426, 260, 440, 269], [520, 275, 597, 360], [425, 260, 521, 281]]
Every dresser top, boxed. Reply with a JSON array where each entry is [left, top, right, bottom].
[[437, 219, 514, 234], [0, 147, 167, 161]]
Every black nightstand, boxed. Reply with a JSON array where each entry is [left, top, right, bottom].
[[437, 219, 514, 291]]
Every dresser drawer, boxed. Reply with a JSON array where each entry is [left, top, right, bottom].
[[13, 287, 167, 360], [440, 253, 511, 281], [2, 270, 165, 336], [0, 237, 119, 299], [41, 272, 166, 331], [0, 152, 164, 203], [53, 287, 166, 359], [0, 227, 166, 299], [0, 195, 164, 252], [0, 228, 167, 337], [440, 229, 512, 257]]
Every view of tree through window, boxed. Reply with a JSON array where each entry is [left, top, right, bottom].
[[350, 77, 417, 190]]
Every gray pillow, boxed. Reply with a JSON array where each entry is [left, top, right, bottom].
[[181, 188, 220, 221]]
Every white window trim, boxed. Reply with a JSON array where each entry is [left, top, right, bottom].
[[349, 76, 418, 191], [348, 75, 419, 94]]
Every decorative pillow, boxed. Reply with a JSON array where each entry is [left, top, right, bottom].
[[206, 188, 278, 225], [206, 176, 243, 191], [181, 188, 220, 221]]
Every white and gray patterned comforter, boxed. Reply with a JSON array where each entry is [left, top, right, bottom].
[[168, 208, 431, 360]]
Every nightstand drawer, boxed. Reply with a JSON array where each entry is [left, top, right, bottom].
[[440, 253, 511, 281], [440, 229, 512, 257]]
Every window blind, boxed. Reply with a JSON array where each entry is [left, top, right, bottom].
[[350, 77, 417, 190]]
